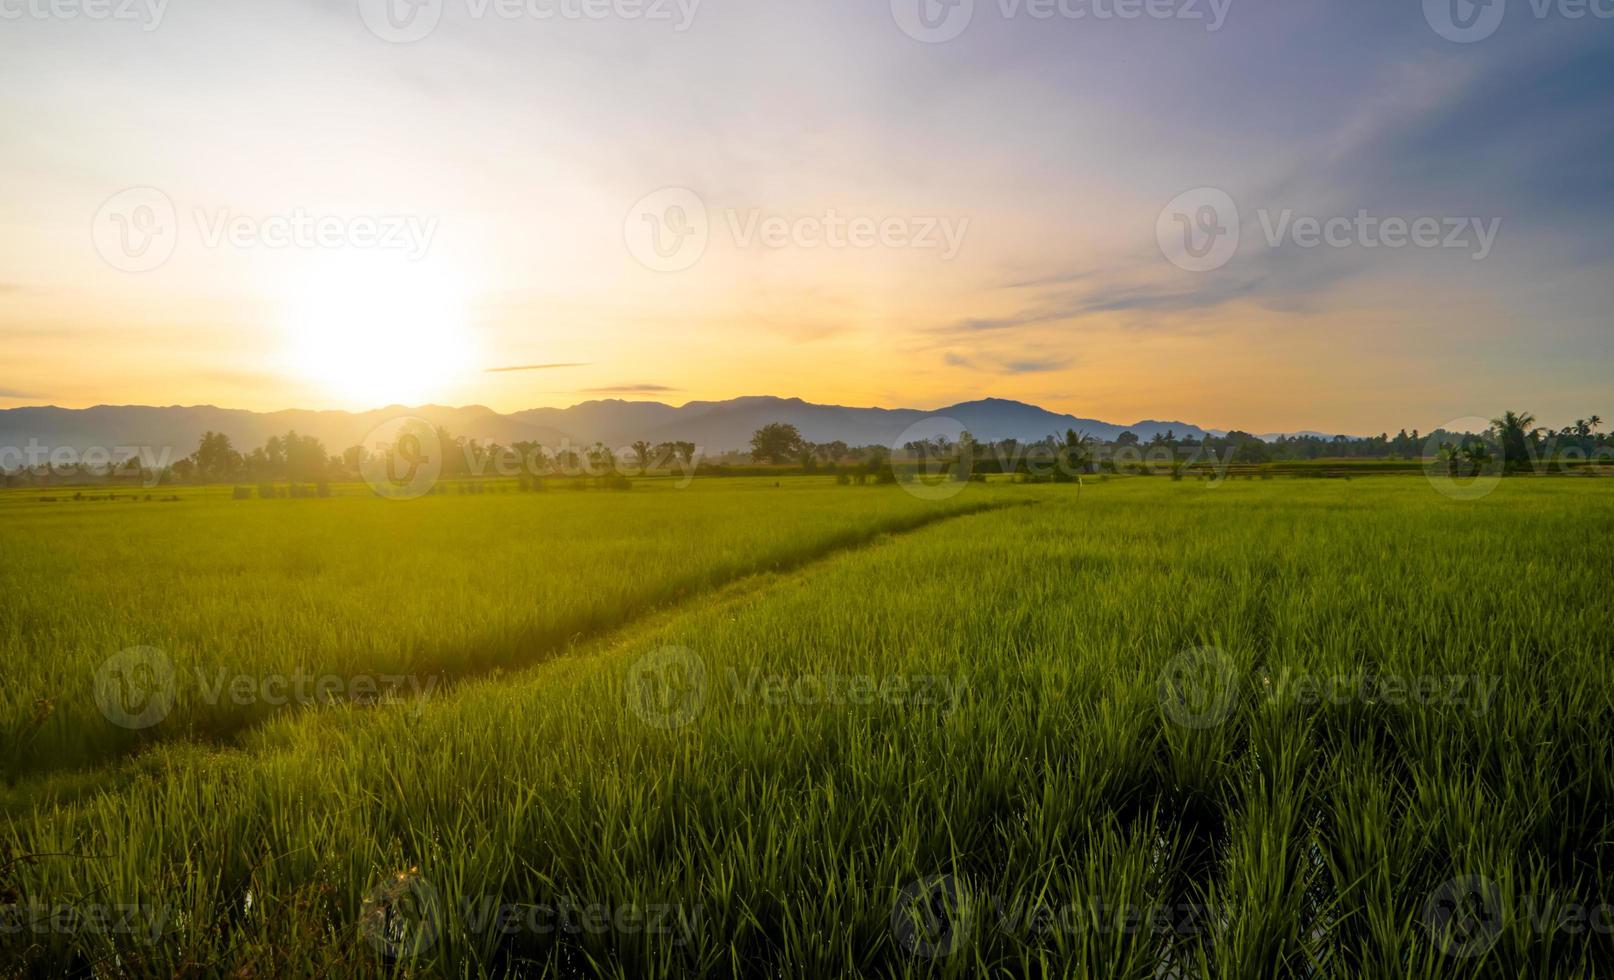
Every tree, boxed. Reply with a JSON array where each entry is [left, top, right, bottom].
[[586, 443, 616, 475], [191, 431, 242, 482], [279, 430, 330, 482], [1489, 411, 1536, 471], [1055, 429, 1092, 481], [264, 435, 285, 473], [673, 441, 698, 466], [750, 423, 805, 464], [631, 441, 653, 471], [1437, 441, 1461, 476], [1460, 439, 1493, 475]]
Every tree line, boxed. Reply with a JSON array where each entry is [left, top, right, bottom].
[[2, 410, 1605, 488]]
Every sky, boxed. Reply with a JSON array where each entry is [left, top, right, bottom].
[[1, 0, 1610, 434]]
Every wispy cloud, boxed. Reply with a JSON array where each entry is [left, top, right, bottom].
[[944, 351, 1073, 374], [995, 270, 1094, 291], [486, 362, 591, 373]]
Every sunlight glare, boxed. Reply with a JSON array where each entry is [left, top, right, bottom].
[[281, 254, 479, 408]]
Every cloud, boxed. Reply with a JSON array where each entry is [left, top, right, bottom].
[[486, 362, 591, 373], [999, 357, 1072, 374], [936, 310, 1073, 334], [0, 387, 37, 399], [933, 34, 1614, 336], [994, 270, 1094, 291], [944, 351, 1072, 374]]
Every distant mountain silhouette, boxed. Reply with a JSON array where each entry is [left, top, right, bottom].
[[0, 397, 1211, 456], [0, 404, 569, 459]]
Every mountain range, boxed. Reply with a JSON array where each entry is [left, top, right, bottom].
[[0, 397, 1218, 457]]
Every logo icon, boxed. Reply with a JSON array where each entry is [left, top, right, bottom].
[[626, 645, 707, 729], [1424, 0, 1506, 42], [359, 416, 443, 500], [1424, 876, 1503, 957], [624, 188, 709, 273], [93, 188, 179, 273], [1157, 646, 1238, 729], [1421, 416, 1504, 502], [892, 416, 973, 501], [360, 869, 443, 959], [891, 0, 975, 43], [891, 875, 972, 958], [94, 646, 177, 730], [359, 0, 445, 43], [1157, 187, 1239, 273]]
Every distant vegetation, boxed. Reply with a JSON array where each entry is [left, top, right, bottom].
[[0, 410, 1606, 490]]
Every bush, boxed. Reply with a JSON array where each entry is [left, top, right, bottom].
[[257, 484, 278, 500]]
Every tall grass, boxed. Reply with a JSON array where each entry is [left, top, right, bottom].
[[3, 477, 1611, 978], [0, 479, 1005, 779]]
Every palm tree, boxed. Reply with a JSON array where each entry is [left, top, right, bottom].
[[1055, 429, 1092, 484], [1437, 441, 1462, 476], [1489, 410, 1536, 472], [1460, 440, 1493, 476]]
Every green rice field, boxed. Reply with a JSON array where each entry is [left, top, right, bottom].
[[3, 475, 1612, 978]]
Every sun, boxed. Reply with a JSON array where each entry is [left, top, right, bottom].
[[281, 254, 480, 408]]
